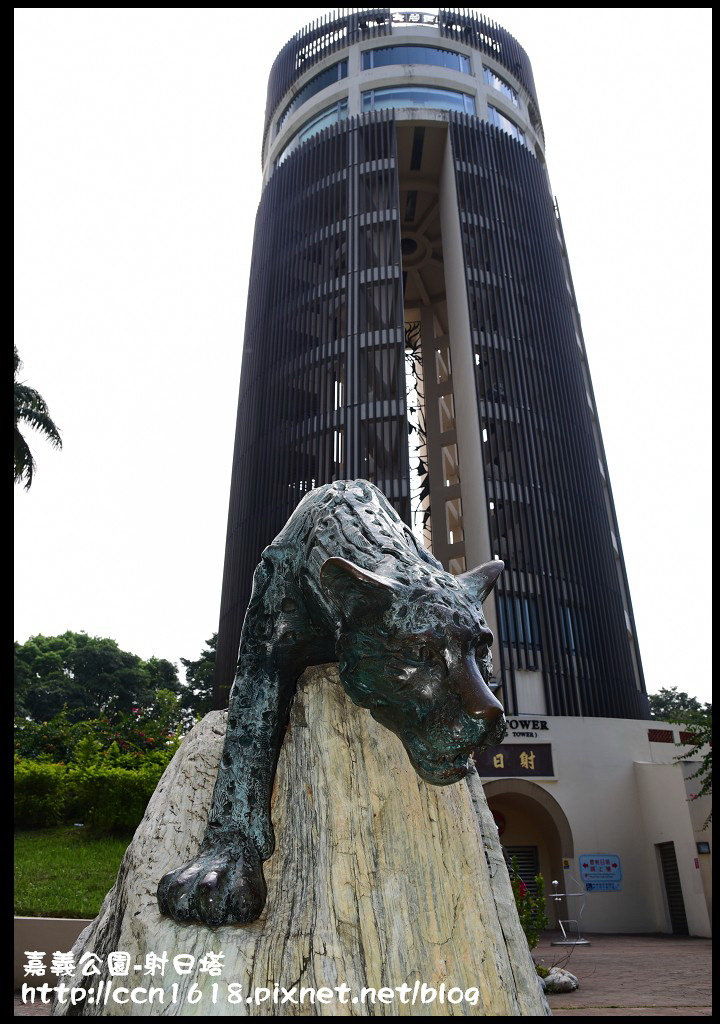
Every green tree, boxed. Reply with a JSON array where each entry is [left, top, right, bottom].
[[147, 688, 184, 735], [14, 346, 62, 489], [14, 631, 180, 722], [648, 686, 707, 721], [179, 633, 216, 721], [144, 656, 181, 692]]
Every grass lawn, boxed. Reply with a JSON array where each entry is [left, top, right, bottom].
[[15, 827, 132, 918]]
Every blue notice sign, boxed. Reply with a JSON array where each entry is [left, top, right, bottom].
[[579, 853, 622, 889]]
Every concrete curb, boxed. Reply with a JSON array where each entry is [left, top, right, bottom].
[[15, 918, 93, 991]]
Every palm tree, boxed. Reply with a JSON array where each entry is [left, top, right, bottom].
[[14, 346, 62, 489]]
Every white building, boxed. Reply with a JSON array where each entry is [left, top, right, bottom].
[[478, 715, 711, 936]]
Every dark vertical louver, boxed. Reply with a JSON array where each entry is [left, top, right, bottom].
[[215, 111, 406, 706], [449, 114, 648, 719]]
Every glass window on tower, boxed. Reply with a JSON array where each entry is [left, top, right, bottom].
[[483, 66, 520, 107], [363, 45, 471, 74], [362, 86, 475, 116], [560, 605, 577, 653], [276, 99, 349, 167], [277, 60, 348, 133], [497, 595, 541, 648], [487, 104, 526, 145]]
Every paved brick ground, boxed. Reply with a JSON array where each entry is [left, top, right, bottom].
[[14, 933, 712, 1016], [535, 932, 712, 1016]]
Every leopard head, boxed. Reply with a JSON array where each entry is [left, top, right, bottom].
[[320, 556, 506, 785]]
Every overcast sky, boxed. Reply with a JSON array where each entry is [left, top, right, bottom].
[[15, 8, 711, 703]]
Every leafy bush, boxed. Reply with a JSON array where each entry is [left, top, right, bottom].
[[510, 856, 549, 951], [14, 709, 86, 762], [14, 690, 184, 833], [66, 764, 166, 833], [14, 756, 172, 834], [14, 760, 68, 828], [14, 660, 189, 834], [15, 692, 183, 764], [73, 735, 103, 768]]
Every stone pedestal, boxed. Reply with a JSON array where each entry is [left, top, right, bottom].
[[52, 665, 549, 1016]]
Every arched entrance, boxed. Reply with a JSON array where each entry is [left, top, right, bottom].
[[484, 779, 574, 929]]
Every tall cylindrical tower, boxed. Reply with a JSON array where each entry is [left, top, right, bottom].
[[215, 8, 648, 721]]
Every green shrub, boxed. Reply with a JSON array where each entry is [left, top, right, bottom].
[[15, 709, 181, 835], [15, 697, 184, 764], [14, 760, 68, 828], [73, 734, 103, 768], [14, 710, 84, 762], [66, 764, 166, 833], [15, 755, 173, 834]]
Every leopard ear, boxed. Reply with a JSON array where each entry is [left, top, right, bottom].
[[320, 556, 397, 623], [458, 560, 504, 605]]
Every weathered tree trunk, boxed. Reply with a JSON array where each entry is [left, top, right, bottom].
[[52, 665, 549, 1016]]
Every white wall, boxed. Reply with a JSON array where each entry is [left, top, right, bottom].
[[480, 716, 712, 936]]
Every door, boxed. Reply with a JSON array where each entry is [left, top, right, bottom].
[[657, 842, 689, 935]]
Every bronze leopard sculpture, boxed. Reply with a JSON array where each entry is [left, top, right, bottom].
[[158, 479, 506, 926]]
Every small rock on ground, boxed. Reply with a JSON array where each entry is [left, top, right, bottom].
[[544, 967, 579, 993]]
